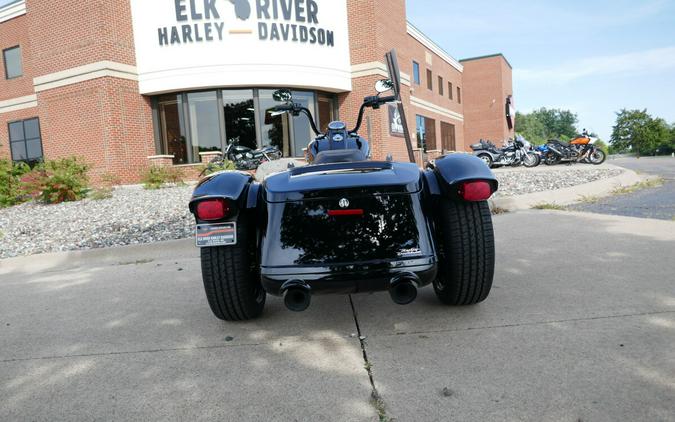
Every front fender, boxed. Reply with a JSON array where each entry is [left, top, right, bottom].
[[188, 171, 257, 215], [432, 154, 498, 197]]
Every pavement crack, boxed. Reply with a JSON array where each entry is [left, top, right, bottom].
[[349, 295, 390, 422], [0, 342, 270, 364], [381, 309, 675, 338]]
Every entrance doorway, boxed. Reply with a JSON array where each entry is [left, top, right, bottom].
[[441, 122, 456, 151], [158, 95, 188, 164]]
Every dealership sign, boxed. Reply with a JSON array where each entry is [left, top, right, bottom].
[[130, 0, 351, 94]]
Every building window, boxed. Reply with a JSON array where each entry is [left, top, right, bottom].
[[457, 87, 462, 104], [426, 69, 433, 91], [412, 61, 420, 85], [9, 118, 43, 163], [438, 76, 444, 96], [3, 46, 22, 79], [153, 89, 334, 163], [448, 82, 453, 100], [416, 115, 436, 151]]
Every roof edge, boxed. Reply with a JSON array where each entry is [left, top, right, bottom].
[[460, 53, 512, 69], [406, 21, 463, 72]]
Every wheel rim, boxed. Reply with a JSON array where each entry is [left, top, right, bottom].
[[524, 154, 536, 166], [480, 156, 491, 166], [590, 151, 605, 163]]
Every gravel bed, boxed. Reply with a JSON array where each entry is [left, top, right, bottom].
[[0, 166, 624, 259], [0, 186, 194, 259], [493, 167, 624, 197]]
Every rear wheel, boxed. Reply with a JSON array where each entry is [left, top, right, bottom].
[[200, 215, 266, 321], [544, 153, 561, 166], [433, 199, 495, 305]]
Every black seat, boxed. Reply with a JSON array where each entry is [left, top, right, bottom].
[[314, 149, 367, 164]]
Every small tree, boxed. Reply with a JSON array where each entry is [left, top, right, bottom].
[[610, 109, 669, 157]]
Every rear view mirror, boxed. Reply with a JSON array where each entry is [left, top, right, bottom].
[[273, 89, 292, 103], [375, 79, 394, 94], [385, 50, 402, 100]]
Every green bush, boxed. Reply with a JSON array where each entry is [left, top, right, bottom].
[[141, 166, 185, 190], [0, 159, 31, 208], [21, 157, 90, 204], [200, 159, 236, 177]]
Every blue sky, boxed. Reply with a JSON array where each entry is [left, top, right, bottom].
[[407, 0, 675, 141]]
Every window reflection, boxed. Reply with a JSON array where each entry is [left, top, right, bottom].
[[259, 89, 291, 156], [158, 94, 188, 164], [223, 90, 256, 150], [187, 91, 221, 159]]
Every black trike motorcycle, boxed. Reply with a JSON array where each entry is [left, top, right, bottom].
[[189, 51, 499, 321]]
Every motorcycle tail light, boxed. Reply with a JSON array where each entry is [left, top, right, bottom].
[[459, 181, 493, 202], [328, 209, 364, 217], [196, 199, 230, 221]]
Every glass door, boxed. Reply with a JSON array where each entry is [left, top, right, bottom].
[[158, 94, 188, 164]]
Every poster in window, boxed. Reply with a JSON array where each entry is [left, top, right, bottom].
[[506, 95, 516, 130], [388, 105, 404, 138]]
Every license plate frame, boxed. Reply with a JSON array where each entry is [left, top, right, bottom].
[[196, 223, 237, 248]]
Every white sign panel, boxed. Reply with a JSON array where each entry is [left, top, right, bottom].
[[130, 0, 352, 94]]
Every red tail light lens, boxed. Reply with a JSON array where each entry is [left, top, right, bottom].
[[328, 209, 364, 217], [459, 181, 493, 201], [196, 199, 230, 221]]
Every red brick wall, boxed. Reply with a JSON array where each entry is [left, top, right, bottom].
[[343, 0, 466, 162], [36, 77, 154, 184], [461, 55, 514, 146], [0, 14, 33, 102], [27, 0, 136, 75]]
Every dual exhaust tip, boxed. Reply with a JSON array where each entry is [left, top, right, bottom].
[[282, 273, 420, 312]]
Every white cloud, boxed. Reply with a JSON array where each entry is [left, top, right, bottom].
[[515, 46, 675, 83]]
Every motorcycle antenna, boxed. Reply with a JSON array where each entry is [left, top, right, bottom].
[[385, 49, 416, 164]]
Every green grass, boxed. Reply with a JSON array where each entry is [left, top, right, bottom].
[[612, 178, 665, 195], [577, 195, 601, 204], [370, 391, 389, 422], [532, 203, 568, 211]]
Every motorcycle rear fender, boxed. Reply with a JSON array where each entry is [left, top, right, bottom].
[[429, 154, 498, 199], [188, 171, 259, 221]]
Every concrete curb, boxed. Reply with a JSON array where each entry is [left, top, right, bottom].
[[489, 164, 651, 211]]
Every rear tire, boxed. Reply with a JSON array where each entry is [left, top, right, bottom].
[[200, 215, 266, 321], [433, 199, 495, 305]]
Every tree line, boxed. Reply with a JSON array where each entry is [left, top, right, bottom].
[[515, 107, 675, 156]]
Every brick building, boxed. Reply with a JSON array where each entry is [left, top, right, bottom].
[[0, 0, 514, 183]]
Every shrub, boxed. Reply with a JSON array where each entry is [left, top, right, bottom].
[[21, 157, 90, 204], [200, 159, 236, 177], [141, 165, 185, 190], [0, 159, 31, 208], [89, 172, 121, 201]]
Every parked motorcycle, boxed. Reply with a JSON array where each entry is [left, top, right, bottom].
[[471, 135, 540, 168], [224, 137, 282, 170], [543, 130, 606, 165]]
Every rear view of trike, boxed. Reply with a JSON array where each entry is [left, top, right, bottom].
[[189, 51, 498, 321]]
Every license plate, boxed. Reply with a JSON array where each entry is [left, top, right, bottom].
[[196, 223, 237, 248]]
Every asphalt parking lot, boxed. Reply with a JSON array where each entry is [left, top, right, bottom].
[[1, 210, 674, 421], [572, 157, 675, 220]]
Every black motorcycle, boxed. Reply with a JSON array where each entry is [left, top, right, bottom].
[[471, 136, 540, 168], [224, 138, 282, 171], [544, 134, 606, 166]]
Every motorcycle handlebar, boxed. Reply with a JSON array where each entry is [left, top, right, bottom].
[[350, 95, 398, 134]]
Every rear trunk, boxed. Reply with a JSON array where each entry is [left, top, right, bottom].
[[259, 162, 437, 294]]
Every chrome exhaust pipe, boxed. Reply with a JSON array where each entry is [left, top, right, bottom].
[[282, 280, 311, 312], [389, 273, 419, 305]]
